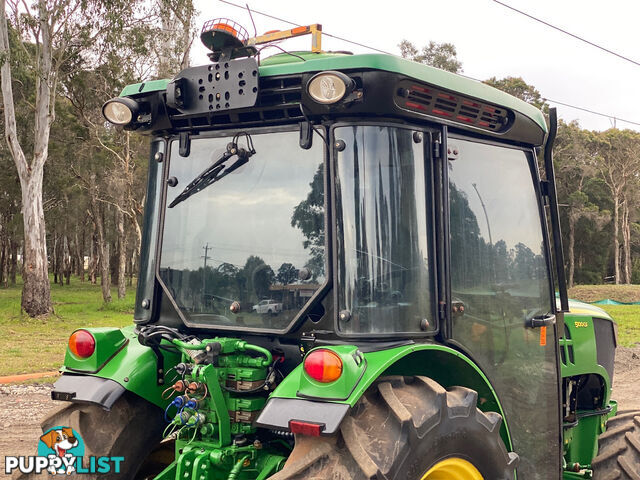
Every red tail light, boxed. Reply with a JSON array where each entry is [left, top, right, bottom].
[[69, 330, 95, 358], [289, 420, 324, 436], [303, 349, 343, 383]]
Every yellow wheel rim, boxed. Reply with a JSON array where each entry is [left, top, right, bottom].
[[421, 457, 484, 480]]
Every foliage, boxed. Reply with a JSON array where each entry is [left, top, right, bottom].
[[290, 165, 325, 280], [398, 39, 462, 73], [276, 263, 298, 285], [484, 76, 548, 112]]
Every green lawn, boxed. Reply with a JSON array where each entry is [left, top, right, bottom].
[[0, 276, 134, 376], [589, 305, 640, 347], [568, 284, 640, 347], [0, 280, 638, 378]]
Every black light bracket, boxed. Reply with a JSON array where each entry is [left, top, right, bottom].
[[166, 57, 259, 116]]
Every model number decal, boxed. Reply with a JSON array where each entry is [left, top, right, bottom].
[[574, 321, 589, 328]]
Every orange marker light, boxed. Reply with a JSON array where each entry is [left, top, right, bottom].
[[539, 326, 547, 346], [68, 329, 96, 359], [304, 349, 343, 383]]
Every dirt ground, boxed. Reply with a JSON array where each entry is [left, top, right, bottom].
[[1, 347, 639, 477]]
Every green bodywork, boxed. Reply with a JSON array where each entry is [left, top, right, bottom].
[[119, 52, 547, 134], [61, 325, 180, 407], [559, 301, 618, 476], [59, 298, 617, 479], [278, 343, 513, 449]]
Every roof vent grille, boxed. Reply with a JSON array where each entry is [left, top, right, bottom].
[[395, 80, 513, 132]]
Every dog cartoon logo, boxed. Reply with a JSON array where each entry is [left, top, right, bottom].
[[37, 427, 84, 475]]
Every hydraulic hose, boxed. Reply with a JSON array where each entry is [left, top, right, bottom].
[[227, 455, 250, 480], [236, 341, 272, 366]]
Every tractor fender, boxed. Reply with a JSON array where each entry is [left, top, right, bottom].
[[256, 343, 513, 450], [53, 325, 181, 410]]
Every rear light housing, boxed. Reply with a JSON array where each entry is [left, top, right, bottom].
[[303, 348, 343, 383], [68, 329, 96, 359]]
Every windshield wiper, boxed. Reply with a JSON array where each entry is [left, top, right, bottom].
[[169, 133, 256, 208]]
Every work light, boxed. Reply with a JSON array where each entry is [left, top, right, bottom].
[[307, 71, 354, 104], [102, 97, 139, 126]]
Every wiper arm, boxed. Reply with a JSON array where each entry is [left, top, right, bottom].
[[169, 136, 255, 208]]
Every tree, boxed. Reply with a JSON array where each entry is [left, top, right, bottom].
[[591, 129, 640, 284], [0, 1, 58, 314], [277, 263, 298, 285], [0, 0, 139, 314], [484, 76, 548, 112], [291, 165, 325, 280], [398, 40, 462, 73], [553, 120, 609, 287], [154, 0, 197, 77]]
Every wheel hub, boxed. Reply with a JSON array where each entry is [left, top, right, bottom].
[[421, 457, 484, 480]]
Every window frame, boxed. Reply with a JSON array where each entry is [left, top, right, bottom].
[[330, 121, 440, 339]]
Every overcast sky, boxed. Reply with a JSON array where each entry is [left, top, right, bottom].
[[192, 0, 640, 132]]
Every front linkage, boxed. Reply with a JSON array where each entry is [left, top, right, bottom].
[[150, 334, 289, 480]]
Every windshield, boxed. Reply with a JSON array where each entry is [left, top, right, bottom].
[[335, 125, 434, 335], [160, 129, 325, 330]]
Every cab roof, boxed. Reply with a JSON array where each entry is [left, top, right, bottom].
[[121, 52, 547, 134]]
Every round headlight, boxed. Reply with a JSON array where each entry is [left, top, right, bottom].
[[307, 72, 353, 104], [102, 98, 138, 125]]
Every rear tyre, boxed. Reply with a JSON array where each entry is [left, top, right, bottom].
[[16, 391, 169, 480], [269, 376, 518, 480], [592, 410, 640, 479]]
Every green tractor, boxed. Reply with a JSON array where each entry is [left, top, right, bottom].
[[42, 19, 638, 479]]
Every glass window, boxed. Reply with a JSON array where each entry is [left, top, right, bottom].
[[159, 130, 325, 330], [335, 125, 433, 334], [448, 138, 559, 478]]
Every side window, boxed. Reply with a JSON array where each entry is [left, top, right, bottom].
[[449, 139, 552, 343]]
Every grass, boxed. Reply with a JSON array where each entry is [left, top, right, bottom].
[[589, 305, 640, 348], [568, 284, 640, 348], [568, 284, 640, 303], [0, 276, 134, 376], [0, 278, 638, 377]]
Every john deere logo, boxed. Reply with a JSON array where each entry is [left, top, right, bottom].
[[4, 426, 124, 475]]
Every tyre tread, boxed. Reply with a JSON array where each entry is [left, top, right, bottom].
[[592, 410, 640, 480], [272, 376, 517, 480]]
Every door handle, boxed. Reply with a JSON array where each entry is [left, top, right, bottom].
[[527, 313, 556, 329]]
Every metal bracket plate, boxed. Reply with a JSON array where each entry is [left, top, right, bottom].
[[166, 57, 259, 115]]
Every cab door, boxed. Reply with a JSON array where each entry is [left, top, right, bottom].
[[446, 136, 562, 479]]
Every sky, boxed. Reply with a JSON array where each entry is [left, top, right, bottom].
[[192, 0, 640, 132]]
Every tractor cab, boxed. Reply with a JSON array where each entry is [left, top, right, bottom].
[[50, 18, 624, 480]]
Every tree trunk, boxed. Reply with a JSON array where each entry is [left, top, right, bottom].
[[568, 209, 576, 288], [622, 199, 632, 284], [75, 228, 84, 281], [63, 234, 71, 285], [88, 212, 97, 285], [116, 207, 127, 299], [9, 238, 17, 285], [20, 175, 52, 314], [613, 192, 620, 284], [91, 194, 111, 302], [0, 238, 7, 288]]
